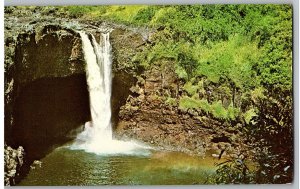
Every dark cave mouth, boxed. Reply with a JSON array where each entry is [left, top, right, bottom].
[[11, 74, 91, 159]]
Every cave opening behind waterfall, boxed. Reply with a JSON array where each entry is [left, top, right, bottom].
[[11, 74, 91, 160]]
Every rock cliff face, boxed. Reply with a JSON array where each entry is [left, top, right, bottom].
[[4, 17, 149, 161], [14, 25, 85, 84], [114, 61, 245, 156], [5, 24, 87, 155]]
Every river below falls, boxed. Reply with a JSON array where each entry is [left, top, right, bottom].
[[19, 144, 221, 185]]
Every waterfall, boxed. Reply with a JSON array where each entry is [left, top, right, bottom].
[[81, 32, 113, 141], [71, 31, 150, 156]]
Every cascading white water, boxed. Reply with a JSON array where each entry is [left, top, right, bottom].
[[83, 32, 113, 141], [71, 31, 150, 155]]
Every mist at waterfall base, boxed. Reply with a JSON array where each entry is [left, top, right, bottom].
[[70, 31, 150, 156]]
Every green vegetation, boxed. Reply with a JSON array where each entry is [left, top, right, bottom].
[[60, 5, 149, 24], [183, 81, 199, 96], [59, 5, 292, 184], [179, 96, 204, 111], [179, 97, 239, 121], [165, 97, 177, 107], [243, 108, 257, 125]]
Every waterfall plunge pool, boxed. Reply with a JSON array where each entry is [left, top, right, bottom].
[[19, 144, 220, 185], [19, 31, 218, 185]]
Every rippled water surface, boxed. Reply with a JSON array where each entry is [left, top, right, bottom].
[[19, 146, 219, 186]]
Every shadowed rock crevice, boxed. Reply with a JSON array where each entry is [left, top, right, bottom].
[[111, 71, 137, 131]]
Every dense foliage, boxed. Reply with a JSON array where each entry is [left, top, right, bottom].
[[59, 5, 293, 184]]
